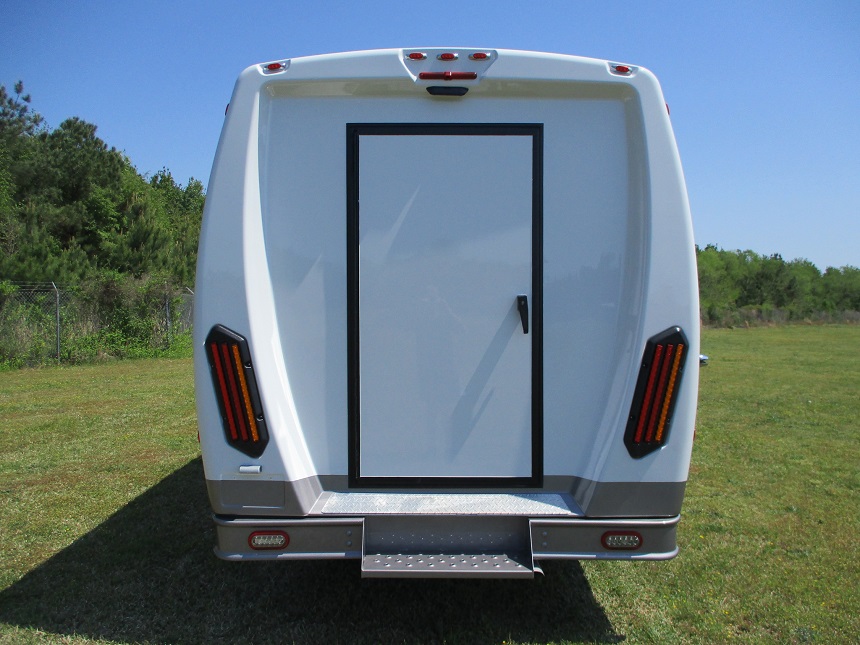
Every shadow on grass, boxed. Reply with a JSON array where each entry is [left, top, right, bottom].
[[0, 459, 622, 644]]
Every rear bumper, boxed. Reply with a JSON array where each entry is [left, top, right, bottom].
[[213, 513, 680, 577]]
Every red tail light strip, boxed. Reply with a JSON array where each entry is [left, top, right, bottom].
[[625, 327, 689, 458], [645, 343, 675, 443], [633, 344, 663, 443], [205, 325, 269, 458], [209, 342, 238, 441]]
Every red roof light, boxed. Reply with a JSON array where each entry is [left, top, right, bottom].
[[261, 61, 288, 74], [418, 71, 478, 81]]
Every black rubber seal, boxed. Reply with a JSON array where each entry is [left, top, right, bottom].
[[426, 86, 469, 96]]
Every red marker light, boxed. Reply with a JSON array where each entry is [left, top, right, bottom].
[[469, 52, 489, 60], [261, 61, 288, 74], [407, 52, 426, 60], [438, 52, 458, 61], [614, 65, 630, 74]]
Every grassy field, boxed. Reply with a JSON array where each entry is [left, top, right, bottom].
[[0, 326, 857, 644]]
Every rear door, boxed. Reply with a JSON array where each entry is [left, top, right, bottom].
[[347, 124, 542, 486]]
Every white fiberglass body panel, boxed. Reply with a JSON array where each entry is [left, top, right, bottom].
[[195, 48, 699, 508]]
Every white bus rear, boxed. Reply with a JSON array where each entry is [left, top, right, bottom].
[[194, 48, 699, 577]]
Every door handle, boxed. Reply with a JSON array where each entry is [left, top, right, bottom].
[[516, 295, 529, 334]]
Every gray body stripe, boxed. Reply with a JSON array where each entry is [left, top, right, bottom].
[[207, 475, 685, 518]]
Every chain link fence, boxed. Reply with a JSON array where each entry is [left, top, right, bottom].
[[0, 281, 194, 367]]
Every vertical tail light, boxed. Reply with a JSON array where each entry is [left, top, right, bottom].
[[205, 325, 269, 457], [624, 327, 689, 458]]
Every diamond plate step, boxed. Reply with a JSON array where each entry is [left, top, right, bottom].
[[321, 492, 579, 516], [361, 552, 534, 578]]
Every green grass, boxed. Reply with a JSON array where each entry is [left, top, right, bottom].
[[582, 326, 860, 643], [0, 360, 199, 589], [0, 326, 858, 643]]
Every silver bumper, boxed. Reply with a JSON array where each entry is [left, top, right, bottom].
[[213, 513, 680, 578]]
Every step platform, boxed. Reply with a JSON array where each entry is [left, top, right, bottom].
[[320, 492, 579, 516], [361, 552, 536, 578]]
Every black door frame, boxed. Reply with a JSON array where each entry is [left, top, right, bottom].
[[346, 123, 544, 488]]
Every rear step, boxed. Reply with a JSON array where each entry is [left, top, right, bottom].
[[362, 552, 536, 578], [358, 511, 542, 578]]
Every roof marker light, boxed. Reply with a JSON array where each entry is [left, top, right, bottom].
[[469, 52, 490, 60], [261, 61, 288, 74], [406, 52, 426, 60], [438, 52, 458, 61], [610, 63, 636, 76]]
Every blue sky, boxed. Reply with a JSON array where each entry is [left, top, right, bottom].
[[2, 1, 858, 270]]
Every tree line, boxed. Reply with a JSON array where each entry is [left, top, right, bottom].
[[697, 245, 859, 325], [0, 82, 203, 365], [0, 82, 203, 288]]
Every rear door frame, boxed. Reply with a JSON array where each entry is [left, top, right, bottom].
[[346, 123, 544, 488]]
